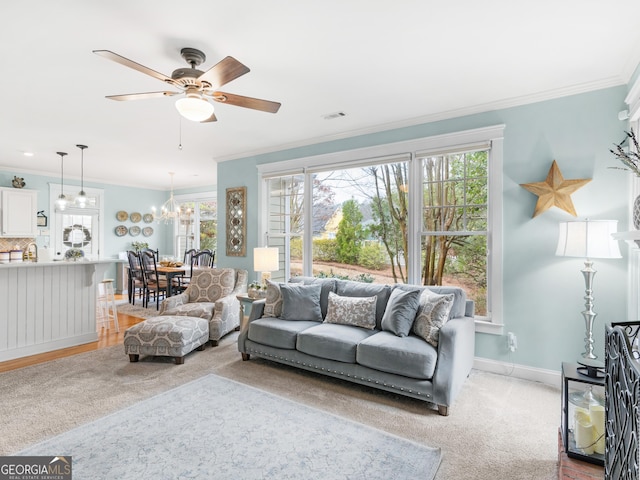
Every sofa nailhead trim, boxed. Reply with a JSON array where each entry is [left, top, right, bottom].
[[244, 347, 433, 399]]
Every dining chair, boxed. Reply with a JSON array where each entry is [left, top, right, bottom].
[[126, 250, 145, 305], [140, 249, 168, 309], [193, 249, 215, 268], [173, 248, 198, 293]]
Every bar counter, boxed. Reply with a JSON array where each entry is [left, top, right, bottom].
[[0, 260, 115, 362]]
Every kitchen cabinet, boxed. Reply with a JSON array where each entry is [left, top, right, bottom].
[[0, 187, 37, 237]]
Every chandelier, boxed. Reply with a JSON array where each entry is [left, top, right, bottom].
[[153, 172, 182, 223]]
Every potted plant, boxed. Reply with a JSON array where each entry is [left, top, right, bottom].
[[248, 282, 265, 299], [131, 241, 149, 252]]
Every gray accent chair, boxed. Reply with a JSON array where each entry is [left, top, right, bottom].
[[160, 267, 248, 345]]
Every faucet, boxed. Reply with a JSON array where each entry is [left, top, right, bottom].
[[25, 242, 38, 262]]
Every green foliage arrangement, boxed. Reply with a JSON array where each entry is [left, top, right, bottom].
[[131, 241, 148, 251]]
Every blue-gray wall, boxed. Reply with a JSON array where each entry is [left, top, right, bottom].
[[217, 85, 630, 372]]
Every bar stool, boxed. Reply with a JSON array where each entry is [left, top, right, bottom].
[[97, 279, 119, 332]]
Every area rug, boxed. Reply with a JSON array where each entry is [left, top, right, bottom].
[[16, 374, 441, 480], [116, 302, 160, 319]]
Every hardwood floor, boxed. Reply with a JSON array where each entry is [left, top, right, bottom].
[[0, 295, 145, 373]]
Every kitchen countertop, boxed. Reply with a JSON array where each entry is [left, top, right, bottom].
[[0, 259, 121, 268]]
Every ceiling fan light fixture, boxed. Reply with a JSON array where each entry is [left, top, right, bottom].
[[175, 95, 214, 122]]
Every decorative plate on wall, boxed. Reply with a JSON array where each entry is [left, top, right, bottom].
[[129, 226, 141, 236], [115, 225, 127, 236], [116, 211, 128, 222], [143, 213, 154, 223], [130, 212, 142, 223], [142, 227, 153, 237]]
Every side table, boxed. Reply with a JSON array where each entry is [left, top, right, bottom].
[[236, 295, 261, 329]]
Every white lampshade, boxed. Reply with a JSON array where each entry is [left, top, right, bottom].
[[254, 247, 279, 272], [175, 97, 214, 122], [556, 220, 622, 259]]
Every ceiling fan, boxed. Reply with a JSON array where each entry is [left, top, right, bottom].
[[93, 47, 281, 122]]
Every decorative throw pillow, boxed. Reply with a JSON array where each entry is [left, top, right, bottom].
[[280, 283, 323, 321], [381, 287, 421, 337], [263, 279, 283, 318], [324, 291, 377, 330], [412, 290, 455, 347]]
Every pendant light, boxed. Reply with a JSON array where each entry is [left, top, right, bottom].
[[75, 144, 88, 207], [55, 152, 68, 211]]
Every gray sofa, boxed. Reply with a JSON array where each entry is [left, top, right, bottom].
[[238, 277, 475, 415]]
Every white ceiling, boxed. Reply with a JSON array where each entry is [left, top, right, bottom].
[[2, 0, 640, 191]]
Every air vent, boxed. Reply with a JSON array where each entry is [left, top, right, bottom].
[[323, 111, 346, 120]]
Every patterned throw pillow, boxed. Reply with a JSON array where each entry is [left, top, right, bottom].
[[263, 279, 283, 318], [412, 290, 455, 347], [324, 291, 377, 330]]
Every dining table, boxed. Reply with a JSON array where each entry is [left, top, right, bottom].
[[156, 265, 187, 297]]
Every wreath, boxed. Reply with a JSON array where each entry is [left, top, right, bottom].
[[63, 224, 92, 247]]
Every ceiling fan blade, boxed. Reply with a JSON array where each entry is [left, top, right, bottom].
[[93, 50, 173, 84], [105, 91, 181, 101], [213, 92, 281, 113], [198, 56, 250, 89], [201, 112, 218, 123]]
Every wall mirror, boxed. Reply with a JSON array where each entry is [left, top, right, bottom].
[[226, 186, 246, 256]]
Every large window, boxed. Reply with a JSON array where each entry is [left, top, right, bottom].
[[258, 126, 504, 328], [175, 194, 217, 260]]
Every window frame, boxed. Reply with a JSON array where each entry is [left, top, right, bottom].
[[257, 125, 505, 333]]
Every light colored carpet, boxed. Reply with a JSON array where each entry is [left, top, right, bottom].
[[17, 374, 442, 479], [116, 302, 161, 318], [0, 332, 560, 479]]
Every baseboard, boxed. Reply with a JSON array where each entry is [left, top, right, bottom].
[[473, 356, 561, 388]]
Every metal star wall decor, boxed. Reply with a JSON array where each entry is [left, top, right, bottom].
[[520, 160, 591, 217]]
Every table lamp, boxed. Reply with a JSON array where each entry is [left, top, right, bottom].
[[253, 247, 279, 285], [556, 219, 621, 364]]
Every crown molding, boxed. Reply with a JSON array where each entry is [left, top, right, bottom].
[[216, 76, 626, 164]]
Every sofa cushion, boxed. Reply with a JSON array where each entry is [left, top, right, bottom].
[[422, 286, 467, 320], [263, 280, 283, 318], [280, 283, 323, 321], [289, 277, 336, 318], [162, 302, 215, 320], [248, 318, 319, 350], [357, 331, 438, 380], [296, 323, 378, 363], [412, 290, 455, 347], [380, 287, 421, 337], [187, 268, 235, 303], [324, 292, 377, 330], [335, 280, 391, 329]]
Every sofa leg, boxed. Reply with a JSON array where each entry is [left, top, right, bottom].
[[235, 325, 240, 331], [128, 354, 139, 363], [210, 339, 219, 347], [437, 405, 449, 416], [241, 353, 250, 361], [175, 356, 185, 365], [196, 344, 206, 351]]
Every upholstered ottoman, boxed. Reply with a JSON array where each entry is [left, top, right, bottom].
[[124, 316, 209, 365]]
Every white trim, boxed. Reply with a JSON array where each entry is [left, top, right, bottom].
[[475, 319, 504, 335], [260, 125, 505, 325], [221, 77, 622, 165], [258, 125, 505, 176], [474, 356, 561, 388]]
